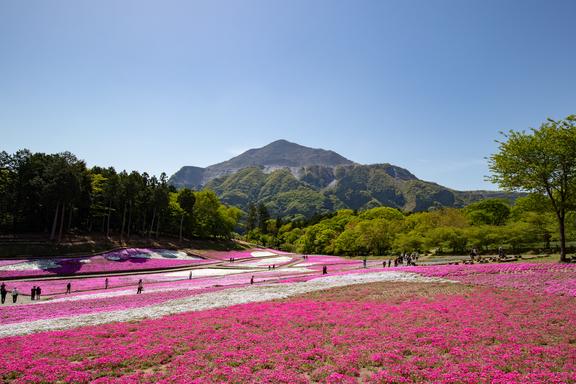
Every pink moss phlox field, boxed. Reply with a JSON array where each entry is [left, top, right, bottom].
[[400, 262, 576, 296], [0, 287, 220, 325], [4, 263, 319, 298], [0, 249, 211, 279], [1, 287, 574, 383]]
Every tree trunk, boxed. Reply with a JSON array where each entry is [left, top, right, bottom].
[[58, 203, 66, 243], [127, 202, 132, 240], [149, 207, 156, 238], [179, 214, 184, 241], [120, 201, 127, 241], [50, 201, 60, 241], [106, 201, 111, 238], [67, 204, 73, 232], [155, 214, 160, 239], [559, 213, 567, 262]]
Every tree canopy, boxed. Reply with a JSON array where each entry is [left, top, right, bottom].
[[488, 115, 576, 262], [0, 149, 240, 241]]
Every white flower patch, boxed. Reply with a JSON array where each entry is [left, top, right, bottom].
[[0, 260, 60, 271], [240, 256, 293, 267], [251, 251, 277, 257], [162, 268, 256, 278]]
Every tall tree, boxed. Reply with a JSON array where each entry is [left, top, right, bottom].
[[488, 115, 576, 262], [257, 203, 270, 233], [246, 203, 257, 232], [177, 188, 196, 241]]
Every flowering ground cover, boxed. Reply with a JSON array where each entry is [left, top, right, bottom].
[[237, 255, 295, 267], [0, 287, 221, 325], [0, 260, 25, 267], [201, 249, 281, 260], [2, 270, 430, 330], [400, 262, 576, 297], [1, 281, 574, 383], [2, 255, 575, 383], [0, 248, 211, 279]]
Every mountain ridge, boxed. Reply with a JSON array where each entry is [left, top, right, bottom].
[[169, 140, 518, 217]]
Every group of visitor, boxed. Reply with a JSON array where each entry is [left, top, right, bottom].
[[0, 282, 40, 304], [386, 251, 419, 267], [30, 285, 42, 300], [0, 276, 147, 305], [467, 247, 507, 264]]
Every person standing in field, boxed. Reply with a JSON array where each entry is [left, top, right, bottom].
[[31, 286, 36, 301], [250, 276, 254, 285], [36, 286, 41, 300], [105, 278, 109, 289], [322, 265, 327, 274], [137, 279, 143, 294], [12, 288, 18, 303], [66, 282, 71, 294], [1, 283, 7, 304]]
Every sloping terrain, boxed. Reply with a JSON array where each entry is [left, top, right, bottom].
[[170, 140, 518, 217]]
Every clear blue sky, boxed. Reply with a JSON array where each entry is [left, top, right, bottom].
[[1, 0, 575, 190]]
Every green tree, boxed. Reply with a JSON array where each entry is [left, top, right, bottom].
[[465, 199, 511, 226], [257, 203, 270, 233], [177, 188, 196, 241], [488, 115, 576, 262]]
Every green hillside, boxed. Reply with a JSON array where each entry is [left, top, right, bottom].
[[206, 164, 518, 218]]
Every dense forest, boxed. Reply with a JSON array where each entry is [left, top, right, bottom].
[[0, 150, 241, 241], [245, 197, 574, 256]]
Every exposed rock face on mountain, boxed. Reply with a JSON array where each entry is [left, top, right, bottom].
[[170, 139, 355, 189], [169, 140, 517, 218]]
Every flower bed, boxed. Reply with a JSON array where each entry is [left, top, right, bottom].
[[201, 249, 279, 261], [0, 249, 211, 279], [0, 287, 220, 325], [0, 282, 574, 383], [399, 262, 576, 296]]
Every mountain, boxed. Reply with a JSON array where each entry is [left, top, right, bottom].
[[169, 139, 354, 189], [169, 140, 518, 218]]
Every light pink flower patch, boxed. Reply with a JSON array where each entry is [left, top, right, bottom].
[[399, 262, 576, 296]]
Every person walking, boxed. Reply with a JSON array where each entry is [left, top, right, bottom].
[[36, 286, 41, 300], [66, 282, 71, 294], [363, 258, 367, 268], [322, 265, 327, 275], [250, 275, 254, 285], [11, 288, 18, 303], [137, 279, 143, 294], [31, 286, 36, 301], [188, 271, 192, 280], [105, 278, 109, 289], [1, 283, 7, 304]]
